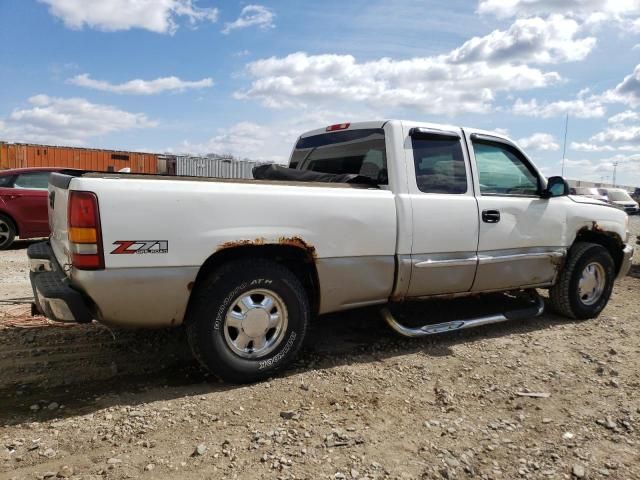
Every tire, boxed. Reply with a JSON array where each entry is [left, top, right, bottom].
[[186, 258, 310, 383], [0, 214, 16, 250], [549, 242, 615, 320]]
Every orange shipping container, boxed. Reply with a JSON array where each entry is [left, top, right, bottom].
[[0, 142, 158, 174]]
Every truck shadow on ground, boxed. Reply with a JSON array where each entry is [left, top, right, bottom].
[[0, 293, 574, 426]]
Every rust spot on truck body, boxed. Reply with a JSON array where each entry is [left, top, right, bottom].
[[217, 238, 266, 251], [216, 236, 316, 261], [577, 222, 623, 247], [278, 236, 317, 260]]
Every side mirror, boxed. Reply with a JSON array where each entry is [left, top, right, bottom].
[[541, 176, 569, 198]]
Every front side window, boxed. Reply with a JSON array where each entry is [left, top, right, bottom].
[[14, 172, 51, 190], [291, 129, 387, 184], [411, 135, 467, 194], [473, 141, 539, 196]]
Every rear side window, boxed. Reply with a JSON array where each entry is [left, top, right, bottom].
[[14, 172, 51, 190], [291, 129, 387, 184], [411, 136, 467, 194], [0, 176, 14, 187]]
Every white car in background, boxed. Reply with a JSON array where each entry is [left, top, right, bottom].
[[598, 188, 639, 215], [571, 187, 608, 203]]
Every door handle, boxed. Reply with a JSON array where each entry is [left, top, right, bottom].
[[482, 210, 500, 223]]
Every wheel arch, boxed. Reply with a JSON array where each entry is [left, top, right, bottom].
[[0, 210, 19, 236], [572, 226, 624, 275], [185, 241, 321, 323]]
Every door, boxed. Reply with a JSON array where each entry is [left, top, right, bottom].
[[405, 126, 480, 297], [466, 133, 567, 291], [4, 171, 52, 237]]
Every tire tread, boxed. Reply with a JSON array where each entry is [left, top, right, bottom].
[[549, 241, 611, 319], [186, 258, 309, 383]]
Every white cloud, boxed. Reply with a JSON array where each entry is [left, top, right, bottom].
[[601, 64, 640, 107], [0, 95, 156, 145], [68, 73, 214, 95], [570, 142, 616, 152], [448, 15, 596, 65], [235, 14, 606, 115], [176, 109, 375, 160], [180, 122, 273, 159], [236, 52, 561, 115], [517, 132, 560, 150], [512, 94, 605, 118], [591, 125, 640, 143], [515, 65, 640, 121], [608, 110, 640, 123], [39, 0, 218, 34], [477, 0, 640, 20], [222, 5, 275, 34], [564, 158, 595, 168]]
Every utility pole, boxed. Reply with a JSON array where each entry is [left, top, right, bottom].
[[612, 161, 619, 187], [561, 113, 569, 177]]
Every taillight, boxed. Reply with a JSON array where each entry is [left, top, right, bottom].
[[68, 191, 104, 270], [326, 123, 350, 132]]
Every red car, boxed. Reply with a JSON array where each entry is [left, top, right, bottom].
[[0, 168, 75, 249]]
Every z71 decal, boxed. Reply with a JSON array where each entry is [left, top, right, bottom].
[[111, 240, 169, 255]]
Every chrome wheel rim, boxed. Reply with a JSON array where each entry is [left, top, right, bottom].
[[0, 219, 10, 247], [578, 262, 606, 306], [223, 289, 288, 359]]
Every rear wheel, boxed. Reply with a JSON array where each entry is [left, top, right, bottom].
[[549, 242, 615, 319], [0, 215, 16, 250], [186, 259, 310, 383]]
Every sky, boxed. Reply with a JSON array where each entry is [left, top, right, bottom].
[[0, 0, 639, 185]]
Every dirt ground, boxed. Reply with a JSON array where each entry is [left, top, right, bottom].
[[1, 219, 639, 480]]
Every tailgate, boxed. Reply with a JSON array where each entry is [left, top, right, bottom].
[[48, 172, 80, 268]]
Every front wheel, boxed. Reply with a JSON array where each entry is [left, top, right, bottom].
[[549, 242, 615, 319], [186, 259, 310, 383]]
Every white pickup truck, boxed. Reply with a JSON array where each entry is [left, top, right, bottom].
[[29, 120, 634, 382]]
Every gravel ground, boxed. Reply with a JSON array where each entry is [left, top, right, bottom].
[[0, 218, 639, 480]]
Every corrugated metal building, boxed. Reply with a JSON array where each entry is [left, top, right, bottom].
[[177, 156, 262, 179], [0, 142, 159, 173]]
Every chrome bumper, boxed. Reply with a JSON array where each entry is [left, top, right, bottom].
[[617, 243, 634, 280]]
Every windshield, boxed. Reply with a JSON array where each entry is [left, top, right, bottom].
[[607, 190, 633, 201], [290, 129, 387, 184]]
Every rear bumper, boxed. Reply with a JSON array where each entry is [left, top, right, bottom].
[[28, 241, 93, 323], [617, 243, 635, 280]]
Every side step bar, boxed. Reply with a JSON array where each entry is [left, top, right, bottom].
[[381, 292, 545, 338]]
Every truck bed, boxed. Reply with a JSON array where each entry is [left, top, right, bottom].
[[47, 170, 398, 327]]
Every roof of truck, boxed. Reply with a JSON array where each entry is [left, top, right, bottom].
[[298, 120, 515, 145]]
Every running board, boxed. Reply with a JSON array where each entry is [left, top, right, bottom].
[[381, 293, 545, 338]]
